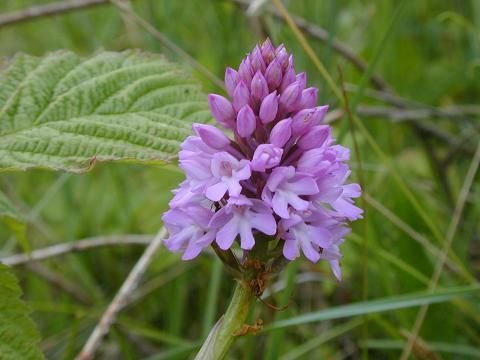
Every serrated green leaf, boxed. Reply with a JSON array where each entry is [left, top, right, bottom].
[[0, 191, 29, 252], [0, 264, 44, 360], [0, 51, 210, 172]]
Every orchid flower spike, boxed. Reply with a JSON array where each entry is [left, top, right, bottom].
[[162, 39, 362, 280]]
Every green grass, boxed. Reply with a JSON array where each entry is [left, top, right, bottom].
[[1, 0, 479, 359]]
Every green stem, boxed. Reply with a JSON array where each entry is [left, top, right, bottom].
[[195, 281, 255, 360]]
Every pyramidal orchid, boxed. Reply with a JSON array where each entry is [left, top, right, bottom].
[[163, 39, 362, 279], [162, 39, 362, 359]]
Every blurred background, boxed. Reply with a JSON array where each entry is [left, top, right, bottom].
[[0, 0, 479, 359]]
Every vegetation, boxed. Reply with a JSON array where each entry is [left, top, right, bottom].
[[0, 1, 479, 359]]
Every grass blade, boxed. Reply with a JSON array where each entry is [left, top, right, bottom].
[[201, 258, 223, 337], [280, 318, 362, 360], [264, 285, 480, 330]]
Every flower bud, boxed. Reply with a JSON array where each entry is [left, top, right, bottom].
[[259, 91, 278, 124], [298, 87, 318, 109], [265, 59, 282, 90], [238, 58, 253, 85], [296, 72, 307, 90], [275, 45, 289, 69], [261, 38, 275, 62], [269, 118, 292, 147], [292, 105, 329, 135], [208, 94, 235, 128], [287, 55, 294, 68], [279, 81, 302, 112], [251, 71, 269, 100], [193, 123, 231, 150], [236, 105, 256, 137], [232, 81, 250, 112], [250, 45, 266, 73], [280, 65, 296, 91], [298, 125, 331, 150], [224, 67, 238, 97], [313, 105, 329, 123]]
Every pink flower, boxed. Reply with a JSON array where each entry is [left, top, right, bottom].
[[205, 152, 251, 201], [162, 205, 216, 260], [262, 166, 319, 219]]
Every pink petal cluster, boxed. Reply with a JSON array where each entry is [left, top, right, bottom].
[[162, 40, 362, 279]]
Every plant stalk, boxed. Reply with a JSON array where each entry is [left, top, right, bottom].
[[195, 281, 255, 360]]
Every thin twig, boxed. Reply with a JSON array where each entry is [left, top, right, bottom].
[[111, 0, 225, 89], [128, 263, 191, 306], [2, 173, 96, 304], [0, 0, 225, 90], [2, 0, 478, 129], [76, 227, 167, 360], [352, 105, 480, 123], [117, 0, 144, 47], [230, 0, 389, 91], [235, 0, 480, 123], [338, 67, 371, 353], [364, 194, 463, 277], [323, 106, 477, 157], [26, 262, 92, 305], [2, 0, 478, 116], [235, 0, 478, 163], [344, 84, 480, 122], [1, 235, 152, 266], [400, 140, 480, 360], [442, 127, 480, 166], [0, 0, 108, 27]]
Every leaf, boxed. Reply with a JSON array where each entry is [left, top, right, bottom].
[[265, 285, 480, 330], [0, 264, 44, 359], [0, 191, 29, 252], [0, 51, 210, 172]]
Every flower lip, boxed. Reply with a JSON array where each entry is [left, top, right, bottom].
[[209, 195, 276, 250], [262, 166, 320, 219], [205, 152, 251, 202]]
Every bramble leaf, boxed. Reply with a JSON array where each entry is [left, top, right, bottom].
[[0, 51, 210, 172]]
